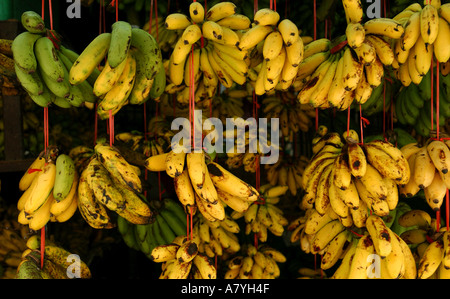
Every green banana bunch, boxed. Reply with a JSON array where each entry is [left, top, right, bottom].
[[11, 11, 98, 108]]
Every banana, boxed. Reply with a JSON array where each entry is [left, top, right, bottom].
[[346, 22, 365, 49], [202, 20, 224, 44], [50, 169, 78, 216], [217, 14, 251, 30], [310, 219, 346, 254], [401, 11, 421, 51], [77, 176, 114, 229], [342, 0, 363, 24], [347, 234, 375, 279], [28, 192, 54, 230], [420, 4, 439, 45], [85, 157, 126, 212], [34, 37, 65, 83], [108, 21, 132, 69], [147, 58, 165, 100], [206, 1, 237, 22], [211, 47, 246, 85], [278, 19, 299, 47], [238, 25, 273, 51], [207, 161, 259, 200], [94, 143, 142, 193], [400, 228, 428, 245], [434, 17, 450, 62], [21, 11, 46, 34], [365, 215, 392, 258], [424, 170, 447, 211], [93, 54, 128, 97], [297, 54, 335, 104], [44, 245, 91, 278], [417, 239, 444, 279], [427, 139, 450, 175], [165, 150, 186, 178], [144, 152, 169, 172], [69, 32, 111, 85], [363, 18, 405, 39], [308, 54, 338, 108], [365, 34, 394, 66], [19, 154, 46, 191], [127, 33, 159, 91], [206, 45, 234, 88], [165, 13, 192, 30], [14, 62, 44, 95], [414, 146, 437, 188], [190, 2, 205, 23], [414, 35, 433, 76], [23, 162, 56, 215], [397, 209, 432, 229], [346, 142, 367, 179], [355, 177, 390, 217], [263, 31, 284, 61], [150, 243, 180, 262], [193, 254, 216, 279], [363, 142, 409, 184], [216, 189, 249, 213], [321, 230, 349, 270], [342, 46, 363, 91], [364, 56, 384, 88], [52, 154, 76, 202], [173, 168, 196, 207], [331, 238, 357, 279], [11, 31, 41, 73]]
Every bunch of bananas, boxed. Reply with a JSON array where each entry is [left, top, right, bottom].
[[300, 127, 410, 224], [11, 11, 97, 108], [150, 235, 217, 279], [118, 197, 187, 259], [394, 209, 450, 279], [17, 147, 79, 231], [392, 1, 450, 86], [165, 1, 251, 94], [297, 267, 326, 279], [144, 149, 260, 221], [245, 9, 304, 95], [17, 236, 91, 279], [69, 20, 165, 119], [191, 213, 241, 258], [230, 184, 289, 242], [146, 115, 176, 147], [77, 142, 152, 229], [295, 0, 404, 111], [0, 219, 30, 279], [264, 155, 309, 196], [399, 138, 450, 211], [223, 244, 286, 279], [262, 91, 316, 136]]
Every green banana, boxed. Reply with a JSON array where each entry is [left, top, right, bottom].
[[11, 31, 41, 73], [16, 259, 43, 279], [155, 213, 177, 244], [418, 70, 432, 101], [38, 62, 70, 98], [21, 11, 46, 34], [159, 208, 187, 237], [151, 215, 168, 246], [14, 62, 44, 95], [34, 36, 65, 83], [407, 83, 425, 109], [130, 28, 162, 81], [28, 84, 54, 107], [108, 21, 132, 68], [53, 154, 76, 202]]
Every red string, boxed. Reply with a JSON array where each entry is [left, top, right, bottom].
[[436, 60, 440, 139], [48, 0, 53, 31]]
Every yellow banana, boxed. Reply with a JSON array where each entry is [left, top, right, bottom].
[[434, 17, 450, 62], [24, 162, 56, 215], [189, 2, 205, 23], [363, 18, 405, 39], [420, 4, 439, 44], [205, 1, 237, 22], [238, 25, 274, 51], [165, 13, 192, 30], [417, 239, 444, 279], [277, 19, 300, 47], [342, 0, 363, 24]]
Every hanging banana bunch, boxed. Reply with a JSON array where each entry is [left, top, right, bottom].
[[223, 244, 286, 279], [299, 126, 409, 227], [164, 1, 252, 99], [230, 184, 289, 242], [68, 20, 165, 119], [392, 1, 450, 86], [17, 146, 80, 231], [245, 8, 304, 95], [150, 235, 217, 279]]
